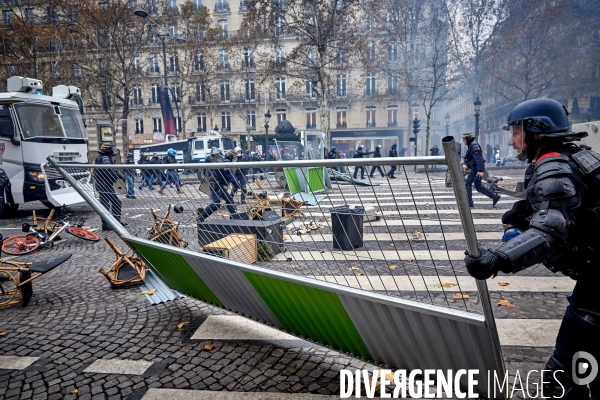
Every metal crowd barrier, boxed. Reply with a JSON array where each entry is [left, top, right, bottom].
[[49, 136, 507, 399]]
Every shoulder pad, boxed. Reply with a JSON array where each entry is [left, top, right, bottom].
[[532, 155, 573, 181], [470, 142, 481, 153], [571, 149, 600, 175]]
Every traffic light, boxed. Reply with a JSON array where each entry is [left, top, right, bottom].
[[412, 118, 420, 135]]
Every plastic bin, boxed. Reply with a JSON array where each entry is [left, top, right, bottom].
[[330, 205, 364, 250]]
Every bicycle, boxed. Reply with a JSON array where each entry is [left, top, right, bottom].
[[2, 217, 100, 255]]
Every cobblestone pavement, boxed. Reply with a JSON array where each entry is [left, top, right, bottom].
[[0, 167, 569, 399]]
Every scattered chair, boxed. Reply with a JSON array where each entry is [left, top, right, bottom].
[[99, 238, 146, 288], [0, 233, 71, 307], [281, 197, 308, 218], [148, 205, 188, 248]]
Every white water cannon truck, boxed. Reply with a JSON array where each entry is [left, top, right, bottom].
[[0, 76, 90, 218]]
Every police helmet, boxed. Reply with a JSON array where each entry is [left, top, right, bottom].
[[234, 146, 242, 154], [331, 147, 337, 152], [167, 148, 176, 156], [99, 142, 115, 154], [506, 98, 577, 138], [357, 146, 363, 151], [173, 204, 184, 213], [376, 145, 382, 149], [462, 133, 475, 143], [391, 143, 397, 148], [211, 147, 219, 155], [224, 150, 237, 161]]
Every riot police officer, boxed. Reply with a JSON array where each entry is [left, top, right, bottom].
[[369, 145, 385, 178], [386, 144, 398, 179], [463, 133, 501, 207], [231, 146, 247, 204], [352, 146, 372, 180], [327, 147, 339, 172], [197, 150, 240, 223], [124, 152, 136, 199], [94, 143, 126, 230], [464, 98, 599, 399]]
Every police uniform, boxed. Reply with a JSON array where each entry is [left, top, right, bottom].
[[465, 99, 600, 399], [369, 146, 385, 178], [463, 134, 500, 207], [124, 153, 136, 199], [197, 151, 240, 223], [352, 147, 372, 180], [94, 144, 125, 230], [386, 144, 398, 178]]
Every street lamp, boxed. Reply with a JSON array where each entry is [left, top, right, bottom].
[[445, 112, 450, 136], [264, 109, 271, 156], [473, 97, 481, 141], [134, 9, 170, 88]]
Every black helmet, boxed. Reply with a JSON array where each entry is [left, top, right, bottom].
[[99, 142, 115, 155], [331, 147, 337, 152], [223, 150, 237, 161], [173, 204, 184, 213], [506, 99, 572, 138]]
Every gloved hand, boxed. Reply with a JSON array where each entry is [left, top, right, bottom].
[[464, 248, 502, 280]]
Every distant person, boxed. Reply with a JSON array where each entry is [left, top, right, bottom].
[[369, 145, 385, 178], [462, 133, 500, 208], [339, 151, 346, 173], [352, 146, 372, 180], [94, 143, 125, 230], [399, 147, 407, 157], [124, 152, 136, 199], [327, 147, 339, 171], [138, 153, 155, 190], [430, 145, 440, 169], [158, 148, 184, 195], [386, 144, 398, 179], [197, 150, 240, 223], [486, 144, 494, 163]]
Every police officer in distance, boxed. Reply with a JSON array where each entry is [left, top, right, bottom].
[[463, 133, 501, 208], [369, 145, 385, 178], [231, 146, 248, 204], [327, 147, 339, 172], [94, 143, 126, 230], [197, 150, 241, 223], [464, 98, 599, 399], [386, 144, 398, 179]]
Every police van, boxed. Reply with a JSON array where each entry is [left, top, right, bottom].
[[137, 130, 234, 164], [0, 76, 89, 218]]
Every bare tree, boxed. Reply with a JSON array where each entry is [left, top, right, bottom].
[[245, 0, 362, 148], [418, 12, 454, 154]]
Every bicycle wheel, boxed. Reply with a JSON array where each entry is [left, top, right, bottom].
[[2, 235, 40, 255], [67, 227, 100, 242]]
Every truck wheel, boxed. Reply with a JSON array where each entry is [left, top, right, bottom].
[[0, 202, 18, 219]]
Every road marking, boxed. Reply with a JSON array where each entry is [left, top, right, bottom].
[[83, 359, 153, 375], [497, 319, 560, 347], [186, 315, 560, 349], [288, 219, 502, 228], [142, 389, 339, 399], [191, 315, 298, 341], [0, 356, 40, 370]]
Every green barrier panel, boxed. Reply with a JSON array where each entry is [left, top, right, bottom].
[[243, 271, 372, 359], [129, 241, 224, 307], [284, 168, 302, 193], [307, 167, 325, 192]]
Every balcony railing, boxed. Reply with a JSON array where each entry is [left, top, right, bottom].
[[148, 99, 159, 106], [306, 123, 316, 129], [336, 122, 347, 129], [147, 67, 160, 75], [387, 121, 398, 127], [130, 99, 144, 107], [366, 122, 376, 127], [214, 2, 230, 12], [220, 126, 231, 132]]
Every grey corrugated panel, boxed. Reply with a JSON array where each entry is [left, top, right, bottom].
[[139, 269, 185, 305], [339, 294, 496, 396], [183, 255, 282, 328]]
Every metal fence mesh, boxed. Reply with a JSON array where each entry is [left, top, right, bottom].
[[58, 157, 486, 314]]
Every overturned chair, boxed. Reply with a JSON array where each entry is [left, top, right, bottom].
[[148, 205, 188, 248], [0, 235, 71, 307], [99, 238, 146, 288]]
